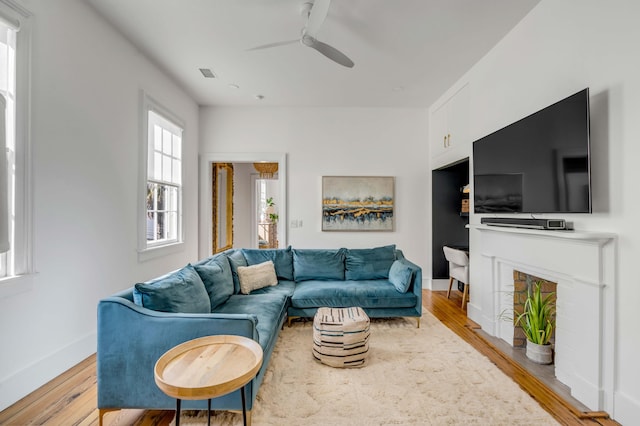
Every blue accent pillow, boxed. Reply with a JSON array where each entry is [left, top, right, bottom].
[[242, 246, 294, 281], [227, 250, 248, 294], [345, 244, 396, 280], [194, 255, 235, 310], [389, 259, 413, 293], [133, 264, 210, 313], [293, 248, 346, 281]]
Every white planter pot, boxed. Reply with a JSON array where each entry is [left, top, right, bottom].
[[526, 340, 553, 364]]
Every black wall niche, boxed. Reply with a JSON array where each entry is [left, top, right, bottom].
[[432, 158, 470, 280]]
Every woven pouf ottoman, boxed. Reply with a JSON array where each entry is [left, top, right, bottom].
[[312, 307, 370, 368]]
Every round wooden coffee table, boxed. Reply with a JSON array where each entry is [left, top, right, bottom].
[[154, 335, 263, 426]]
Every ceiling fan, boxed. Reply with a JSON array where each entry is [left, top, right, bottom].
[[248, 0, 354, 68]]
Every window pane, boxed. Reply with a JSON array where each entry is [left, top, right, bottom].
[[166, 186, 177, 211], [146, 212, 156, 241], [166, 212, 177, 240], [173, 159, 181, 184], [0, 30, 8, 92], [6, 96, 15, 149], [154, 152, 162, 180], [173, 135, 181, 159], [162, 129, 172, 155], [156, 212, 165, 239], [146, 182, 156, 210], [158, 185, 167, 211], [162, 155, 171, 182], [154, 124, 162, 151]]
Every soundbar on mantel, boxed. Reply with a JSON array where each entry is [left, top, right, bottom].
[[480, 217, 571, 230]]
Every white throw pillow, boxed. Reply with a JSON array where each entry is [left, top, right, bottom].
[[237, 260, 278, 294]]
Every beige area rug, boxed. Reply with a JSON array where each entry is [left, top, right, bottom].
[[173, 311, 559, 425]]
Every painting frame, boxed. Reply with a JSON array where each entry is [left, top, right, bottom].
[[322, 176, 395, 232]]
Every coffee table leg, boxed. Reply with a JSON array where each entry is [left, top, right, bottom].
[[207, 399, 211, 426], [175, 399, 181, 426], [241, 386, 247, 426]]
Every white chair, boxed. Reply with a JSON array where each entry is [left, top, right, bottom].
[[443, 246, 470, 309]]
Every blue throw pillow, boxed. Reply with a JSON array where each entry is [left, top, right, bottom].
[[227, 250, 248, 294], [242, 246, 294, 281], [293, 248, 346, 281], [345, 244, 396, 280], [194, 255, 235, 310], [389, 259, 413, 293], [133, 264, 210, 313]]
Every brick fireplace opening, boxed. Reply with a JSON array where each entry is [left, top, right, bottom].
[[512, 271, 556, 349]]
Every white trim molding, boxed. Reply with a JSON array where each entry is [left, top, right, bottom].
[[199, 152, 287, 259], [137, 90, 186, 262]]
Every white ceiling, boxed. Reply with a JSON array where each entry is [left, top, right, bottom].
[[85, 0, 540, 107]]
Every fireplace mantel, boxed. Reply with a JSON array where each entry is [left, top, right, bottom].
[[469, 224, 616, 244], [467, 224, 616, 413]]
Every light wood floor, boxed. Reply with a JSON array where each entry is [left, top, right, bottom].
[[0, 290, 621, 425]]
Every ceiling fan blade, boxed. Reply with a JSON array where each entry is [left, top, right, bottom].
[[302, 35, 354, 68], [305, 0, 331, 37], [246, 39, 298, 51]]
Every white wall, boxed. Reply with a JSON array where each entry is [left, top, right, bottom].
[[430, 1, 640, 422], [200, 107, 429, 265], [0, 0, 199, 410]]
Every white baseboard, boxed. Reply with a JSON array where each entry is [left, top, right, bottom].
[[0, 331, 96, 411], [429, 278, 450, 291], [613, 390, 640, 425]]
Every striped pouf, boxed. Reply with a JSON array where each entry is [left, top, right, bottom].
[[312, 307, 370, 368]]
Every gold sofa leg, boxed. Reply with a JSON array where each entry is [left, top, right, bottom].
[[287, 316, 300, 327], [98, 408, 118, 426], [416, 317, 421, 328]]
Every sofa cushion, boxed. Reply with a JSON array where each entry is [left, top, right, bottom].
[[213, 293, 288, 350], [133, 264, 210, 313], [237, 260, 278, 294], [389, 259, 414, 293], [290, 279, 417, 309], [247, 279, 296, 297], [227, 250, 248, 294], [293, 248, 346, 281], [242, 247, 294, 281], [345, 245, 396, 280], [194, 255, 235, 310]]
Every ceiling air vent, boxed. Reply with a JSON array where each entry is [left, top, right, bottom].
[[199, 68, 216, 78]]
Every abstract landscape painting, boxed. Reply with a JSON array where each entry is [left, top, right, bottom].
[[322, 176, 394, 231]]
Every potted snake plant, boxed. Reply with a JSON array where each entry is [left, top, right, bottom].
[[515, 281, 555, 364]]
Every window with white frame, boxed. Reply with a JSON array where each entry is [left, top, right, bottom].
[[0, 4, 32, 281], [144, 106, 183, 249]]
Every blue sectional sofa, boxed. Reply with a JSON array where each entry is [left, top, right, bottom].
[[97, 245, 422, 425]]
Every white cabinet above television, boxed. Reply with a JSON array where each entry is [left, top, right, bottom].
[[430, 84, 470, 169]]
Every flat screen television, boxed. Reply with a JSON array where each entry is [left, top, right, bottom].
[[473, 88, 591, 214]]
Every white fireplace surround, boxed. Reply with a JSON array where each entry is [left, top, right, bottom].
[[468, 224, 616, 413]]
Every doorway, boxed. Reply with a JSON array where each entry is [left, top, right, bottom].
[[199, 153, 287, 258]]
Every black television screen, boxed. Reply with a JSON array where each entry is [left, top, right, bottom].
[[473, 88, 591, 214]]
